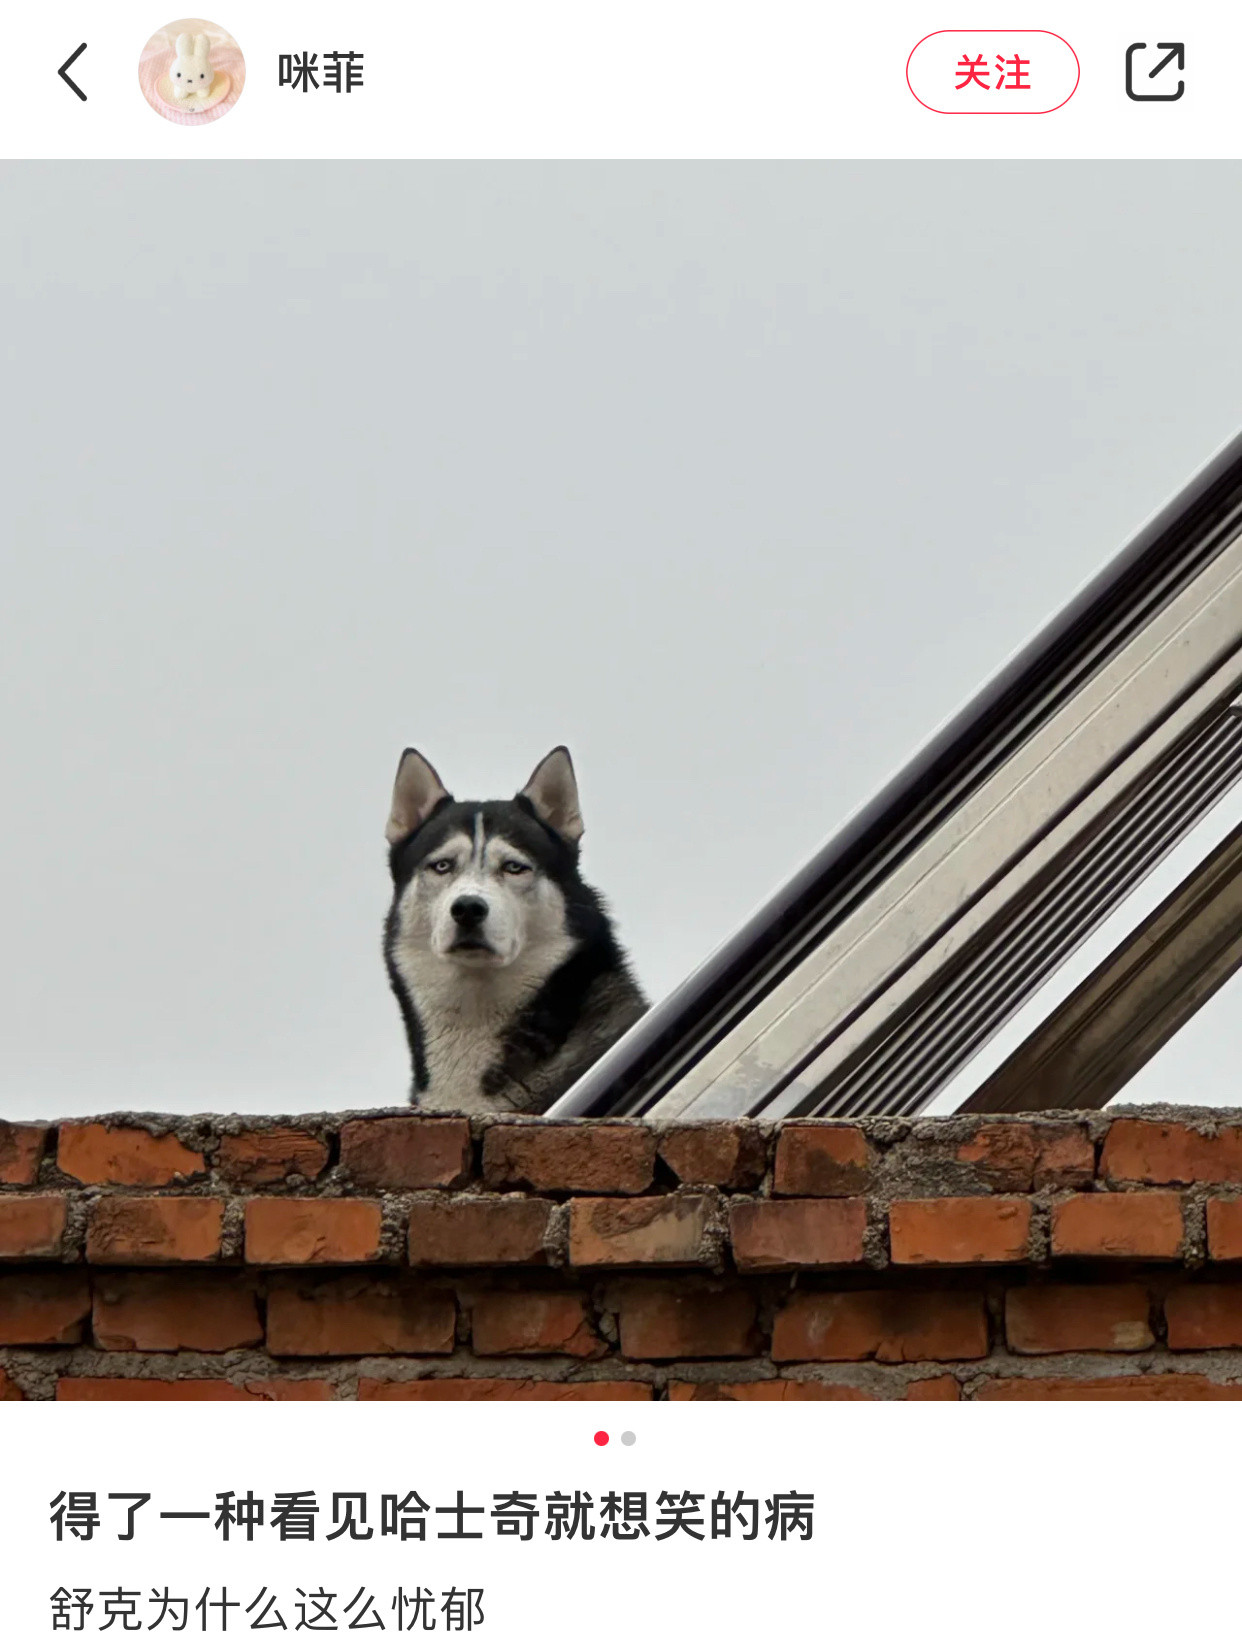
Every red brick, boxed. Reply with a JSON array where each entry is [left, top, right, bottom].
[[0, 1368, 23, 1400], [618, 1284, 760, 1360], [267, 1277, 455, 1356], [1101, 1119, 1242, 1186], [483, 1123, 654, 1194], [975, 1375, 1242, 1401], [1005, 1285, 1153, 1353], [955, 1123, 1042, 1191], [87, 1197, 223, 1264], [58, 1123, 205, 1186], [358, 1378, 652, 1401], [658, 1124, 767, 1190], [772, 1290, 987, 1363], [0, 1196, 67, 1258], [408, 1198, 551, 1265], [906, 1374, 960, 1400], [240, 1380, 336, 1400], [93, 1273, 261, 1351], [471, 1292, 602, 1358], [1165, 1284, 1242, 1350], [668, 1381, 874, 1401], [1051, 1193, 1183, 1260], [730, 1199, 867, 1272], [216, 1129, 329, 1187], [341, 1118, 472, 1190], [951, 1125, 1092, 1192], [889, 1198, 1031, 1265], [570, 1196, 712, 1267], [0, 1272, 90, 1345], [0, 1123, 47, 1186], [773, 1125, 871, 1196], [1034, 1127, 1095, 1191], [1208, 1198, 1242, 1260], [246, 1198, 382, 1265], [56, 1378, 329, 1401]]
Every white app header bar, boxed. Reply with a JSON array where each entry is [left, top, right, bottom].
[[3, 2, 1240, 158]]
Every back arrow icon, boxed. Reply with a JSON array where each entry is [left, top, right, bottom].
[[58, 43, 87, 101]]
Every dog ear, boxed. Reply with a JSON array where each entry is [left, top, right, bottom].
[[386, 749, 451, 845], [519, 746, 584, 844]]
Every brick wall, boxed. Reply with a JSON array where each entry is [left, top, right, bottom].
[[6, 1107, 1242, 1399]]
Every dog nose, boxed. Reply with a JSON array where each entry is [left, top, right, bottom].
[[450, 895, 489, 928]]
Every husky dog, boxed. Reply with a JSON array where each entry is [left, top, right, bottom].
[[383, 747, 648, 1114]]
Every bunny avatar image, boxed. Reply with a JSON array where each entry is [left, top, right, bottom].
[[139, 18, 246, 123], [170, 33, 214, 99]]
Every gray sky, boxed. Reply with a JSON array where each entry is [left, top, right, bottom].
[[4, 160, 1242, 1119]]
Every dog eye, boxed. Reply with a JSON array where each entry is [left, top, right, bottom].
[[501, 860, 532, 876], [426, 858, 455, 875]]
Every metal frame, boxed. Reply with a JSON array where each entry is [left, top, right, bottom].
[[548, 430, 1242, 1121], [961, 814, 1242, 1113]]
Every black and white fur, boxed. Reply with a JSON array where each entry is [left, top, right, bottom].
[[383, 746, 648, 1114]]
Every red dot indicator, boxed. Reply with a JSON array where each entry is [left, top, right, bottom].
[[593, 1430, 610, 1446]]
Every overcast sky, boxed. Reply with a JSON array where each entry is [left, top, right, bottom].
[[4, 160, 1242, 1119]]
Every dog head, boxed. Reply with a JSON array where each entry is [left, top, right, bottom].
[[384, 747, 586, 974]]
